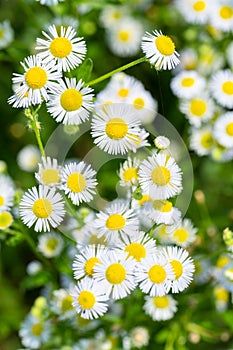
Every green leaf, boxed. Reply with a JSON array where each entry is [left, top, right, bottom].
[[6, 233, 25, 247], [76, 58, 93, 83], [22, 271, 52, 290]]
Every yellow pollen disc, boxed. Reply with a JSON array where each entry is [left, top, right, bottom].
[[153, 200, 173, 212], [193, 1, 206, 12], [0, 195, 4, 206], [41, 169, 60, 185], [106, 263, 126, 284], [171, 260, 183, 279], [67, 173, 86, 193], [152, 166, 171, 186], [50, 37, 72, 58], [25, 67, 47, 89], [219, 6, 233, 19], [226, 122, 233, 136], [181, 77, 195, 87], [31, 323, 43, 336], [153, 296, 170, 308], [78, 290, 96, 309], [106, 213, 125, 230], [158, 225, 167, 237], [138, 194, 152, 206], [46, 238, 58, 251], [113, 11, 121, 19], [200, 132, 213, 149], [190, 99, 207, 117], [60, 89, 83, 111], [118, 30, 130, 42], [84, 257, 100, 276], [214, 287, 229, 302], [0, 212, 13, 229], [118, 88, 129, 98], [155, 35, 175, 56], [61, 295, 74, 312], [173, 228, 189, 243], [222, 81, 233, 95], [123, 167, 138, 183], [32, 198, 52, 218], [133, 97, 145, 110], [105, 118, 128, 139], [148, 265, 166, 283], [216, 256, 230, 268], [125, 243, 146, 262]]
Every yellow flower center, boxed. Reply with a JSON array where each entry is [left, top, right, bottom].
[[118, 30, 130, 42], [46, 238, 58, 251], [216, 256, 230, 268], [181, 77, 195, 87], [123, 167, 138, 183], [41, 169, 60, 185], [25, 67, 47, 89], [67, 173, 86, 193], [78, 290, 96, 309], [50, 37, 72, 58], [222, 81, 233, 95], [0, 212, 13, 229], [133, 97, 145, 110], [118, 88, 129, 98], [152, 166, 171, 186], [173, 228, 189, 243], [153, 200, 173, 212], [106, 213, 125, 230], [153, 295, 170, 308], [88, 234, 107, 245], [200, 132, 214, 149], [219, 6, 233, 19], [106, 263, 126, 284], [226, 122, 233, 136], [60, 89, 83, 111], [214, 287, 229, 302], [32, 198, 52, 218], [190, 99, 207, 117], [61, 295, 74, 312], [170, 260, 183, 279], [125, 242, 146, 262], [0, 195, 4, 206], [193, 1, 206, 12], [31, 323, 43, 336], [138, 194, 152, 206], [84, 257, 100, 276], [155, 35, 175, 56], [148, 265, 166, 283], [105, 118, 128, 139]]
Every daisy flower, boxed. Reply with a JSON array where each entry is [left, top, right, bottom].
[[0, 20, 13, 49], [19, 185, 65, 232], [162, 246, 195, 293], [214, 112, 233, 148], [154, 224, 173, 244], [107, 18, 144, 57], [154, 136, 170, 150], [143, 294, 178, 321], [175, 0, 210, 24], [130, 327, 149, 348], [71, 277, 109, 319], [190, 125, 215, 156], [36, 25, 86, 72], [118, 157, 140, 187], [135, 252, 174, 296], [94, 250, 137, 299], [0, 212, 13, 230], [146, 199, 182, 225], [180, 95, 215, 127], [138, 153, 183, 200], [73, 245, 109, 280], [19, 314, 51, 349], [47, 78, 94, 125], [61, 161, 97, 206], [213, 285, 229, 312], [128, 88, 157, 124], [8, 55, 61, 108], [99, 5, 129, 28], [35, 156, 61, 187], [17, 145, 41, 172], [169, 218, 198, 248], [0, 184, 14, 212], [171, 70, 206, 99], [94, 201, 139, 244], [37, 231, 64, 258], [209, 1, 233, 33], [50, 288, 76, 321], [141, 30, 180, 70], [210, 70, 233, 108], [91, 103, 142, 155]]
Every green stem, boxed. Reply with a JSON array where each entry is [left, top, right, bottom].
[[25, 106, 45, 157], [85, 57, 147, 87]]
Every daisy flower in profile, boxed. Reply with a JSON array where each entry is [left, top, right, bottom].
[[162, 246, 195, 293], [210, 70, 233, 109], [19, 185, 65, 232], [0, 20, 14, 49], [171, 70, 206, 99], [36, 25, 86, 72], [47, 78, 94, 125], [138, 153, 182, 200], [119, 157, 140, 187], [107, 18, 144, 57], [154, 224, 172, 244], [190, 125, 215, 156], [146, 199, 182, 226], [209, 1, 233, 33], [51, 288, 76, 321], [175, 0, 210, 24], [91, 103, 142, 155], [141, 30, 180, 70], [135, 252, 174, 296], [19, 314, 51, 349], [35, 156, 61, 187], [71, 277, 109, 319], [94, 250, 137, 299], [94, 201, 139, 244], [8, 55, 61, 108], [73, 245, 109, 280], [37, 231, 64, 258], [180, 95, 215, 127], [17, 145, 41, 172], [154, 136, 170, 150], [143, 294, 178, 321], [61, 161, 97, 206], [169, 218, 198, 248], [214, 112, 233, 148], [0, 212, 13, 230]]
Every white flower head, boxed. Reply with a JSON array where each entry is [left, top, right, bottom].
[[210, 69, 233, 109], [169, 218, 198, 248], [17, 145, 41, 172], [154, 136, 170, 150], [171, 70, 206, 99], [145, 199, 182, 225], [209, 1, 233, 33], [50, 288, 76, 320], [19, 314, 51, 349], [214, 112, 233, 148], [38, 231, 64, 258], [190, 125, 215, 156], [175, 0, 211, 24], [180, 95, 215, 127], [118, 157, 140, 187], [35, 156, 61, 187], [143, 294, 178, 321], [0, 20, 14, 49]]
